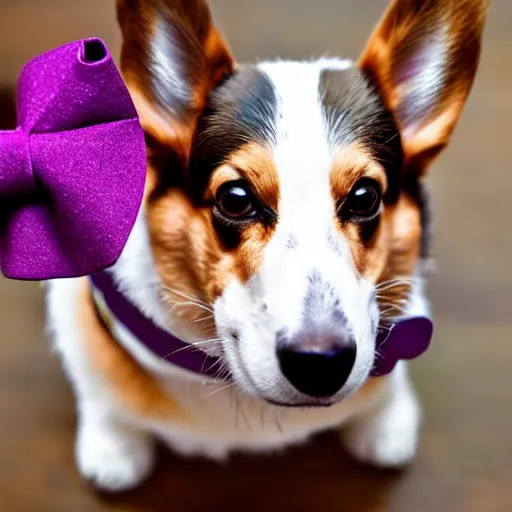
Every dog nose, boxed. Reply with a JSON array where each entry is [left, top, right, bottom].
[[276, 338, 357, 398]]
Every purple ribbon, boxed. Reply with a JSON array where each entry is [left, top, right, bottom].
[[1, 38, 433, 379], [371, 316, 433, 376], [0, 38, 146, 280], [90, 271, 225, 379], [91, 271, 433, 381]]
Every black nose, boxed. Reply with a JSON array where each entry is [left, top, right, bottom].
[[277, 342, 357, 398]]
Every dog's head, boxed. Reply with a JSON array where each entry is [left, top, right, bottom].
[[116, 0, 488, 406]]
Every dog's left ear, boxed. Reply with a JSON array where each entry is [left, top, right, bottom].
[[117, 0, 234, 162], [360, 0, 489, 174]]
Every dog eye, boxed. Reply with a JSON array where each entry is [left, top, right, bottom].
[[216, 184, 256, 219], [341, 179, 381, 221]]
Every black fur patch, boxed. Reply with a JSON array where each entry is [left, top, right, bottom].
[[359, 215, 381, 245], [404, 173, 432, 259], [188, 66, 278, 201], [319, 67, 404, 205], [211, 212, 243, 250]]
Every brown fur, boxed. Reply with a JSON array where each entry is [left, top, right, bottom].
[[208, 143, 280, 211], [88, 0, 486, 421], [360, 0, 489, 173], [355, 0, 489, 310], [117, 0, 233, 161], [209, 143, 280, 283], [148, 141, 279, 317], [329, 145, 388, 201], [78, 279, 184, 421], [81, 274, 389, 423], [375, 194, 423, 317], [328, 144, 418, 304]]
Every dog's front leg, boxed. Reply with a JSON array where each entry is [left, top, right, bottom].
[[47, 279, 155, 492], [341, 362, 421, 467], [75, 401, 155, 492]]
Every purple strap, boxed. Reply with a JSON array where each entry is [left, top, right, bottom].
[[90, 272, 432, 381], [371, 316, 433, 376], [90, 272, 225, 379]]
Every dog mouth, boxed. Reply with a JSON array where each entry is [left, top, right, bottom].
[[265, 397, 336, 408]]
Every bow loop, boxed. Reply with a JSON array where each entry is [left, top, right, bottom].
[[17, 39, 139, 134], [0, 130, 35, 197], [0, 39, 146, 281]]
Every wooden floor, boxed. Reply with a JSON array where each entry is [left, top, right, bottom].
[[1, 1, 511, 511]]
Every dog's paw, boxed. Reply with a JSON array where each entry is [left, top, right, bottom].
[[342, 408, 419, 468], [342, 368, 421, 468], [76, 416, 155, 492]]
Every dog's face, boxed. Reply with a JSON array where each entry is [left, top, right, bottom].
[[117, 0, 487, 406]]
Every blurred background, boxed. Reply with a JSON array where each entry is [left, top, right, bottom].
[[0, 1, 511, 511]]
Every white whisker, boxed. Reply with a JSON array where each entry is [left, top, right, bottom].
[[274, 411, 284, 434], [375, 279, 416, 293], [193, 315, 214, 323], [162, 337, 224, 360], [203, 382, 234, 398], [380, 308, 406, 319], [377, 300, 408, 308], [166, 299, 214, 316], [163, 286, 212, 309], [238, 397, 252, 430]]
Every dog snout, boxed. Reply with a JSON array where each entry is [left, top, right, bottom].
[[276, 330, 357, 398]]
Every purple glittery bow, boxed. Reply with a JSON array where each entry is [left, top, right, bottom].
[[0, 38, 146, 280]]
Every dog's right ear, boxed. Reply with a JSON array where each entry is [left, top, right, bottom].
[[360, 0, 489, 174], [117, 0, 234, 163]]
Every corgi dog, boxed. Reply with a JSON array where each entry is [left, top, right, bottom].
[[47, 0, 488, 492]]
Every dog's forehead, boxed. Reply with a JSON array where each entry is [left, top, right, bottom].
[[258, 60, 402, 192], [257, 58, 356, 152], [191, 58, 402, 201]]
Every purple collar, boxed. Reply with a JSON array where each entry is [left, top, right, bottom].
[[90, 272, 433, 380], [90, 272, 224, 379]]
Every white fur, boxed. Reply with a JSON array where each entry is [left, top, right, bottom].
[[399, 28, 449, 137], [112, 210, 210, 346], [47, 278, 154, 490], [214, 60, 377, 404], [342, 361, 421, 467], [47, 58, 425, 492], [76, 403, 155, 491], [48, 268, 425, 489], [151, 16, 192, 115]]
